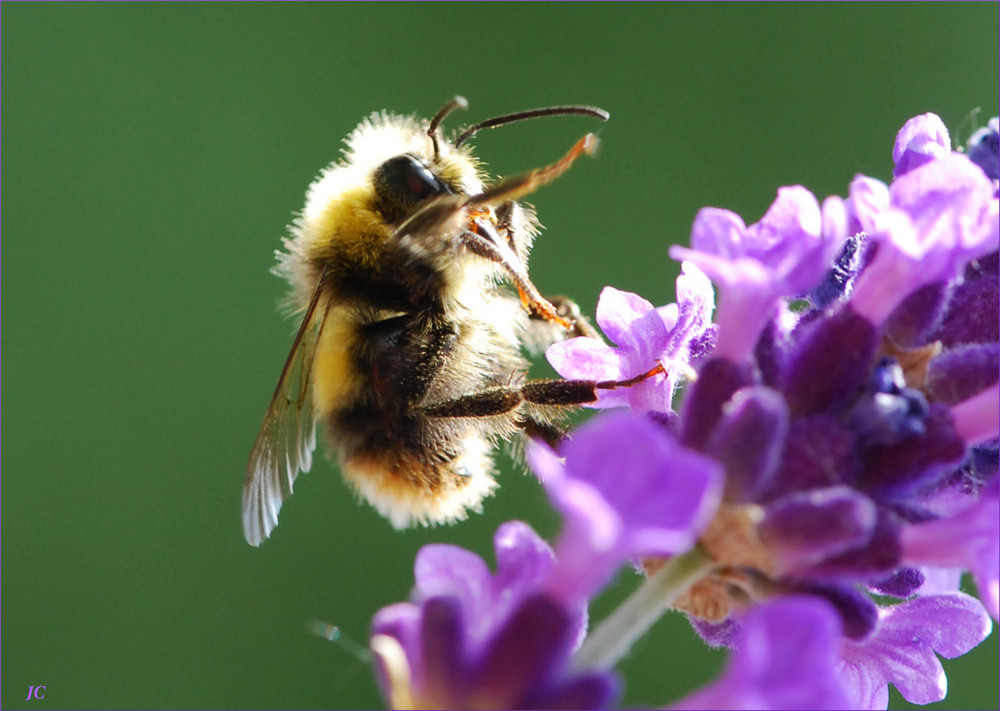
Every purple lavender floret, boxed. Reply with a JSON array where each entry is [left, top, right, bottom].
[[672, 597, 852, 710], [546, 262, 715, 413], [837, 593, 993, 709], [901, 476, 999, 620]]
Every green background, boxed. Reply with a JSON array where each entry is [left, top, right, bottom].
[[3, 3, 998, 709]]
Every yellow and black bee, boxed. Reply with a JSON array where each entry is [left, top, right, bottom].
[[242, 98, 657, 546]]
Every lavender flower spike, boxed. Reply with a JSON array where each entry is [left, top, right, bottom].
[[670, 186, 846, 362]]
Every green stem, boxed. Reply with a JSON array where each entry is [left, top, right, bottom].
[[573, 547, 714, 671]]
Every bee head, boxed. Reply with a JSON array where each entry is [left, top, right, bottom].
[[372, 154, 454, 223]]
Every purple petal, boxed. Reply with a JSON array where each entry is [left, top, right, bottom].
[[371, 602, 424, 703], [595, 287, 665, 353], [469, 595, 576, 708], [915, 566, 964, 596], [707, 386, 788, 502], [689, 206, 747, 258], [547, 336, 623, 381], [672, 187, 842, 362], [759, 487, 879, 571], [419, 597, 470, 706], [838, 593, 993, 708], [745, 186, 826, 294], [667, 261, 717, 363], [546, 286, 678, 412], [413, 544, 495, 646], [491, 520, 558, 605], [949, 383, 1000, 447], [414, 544, 492, 602]]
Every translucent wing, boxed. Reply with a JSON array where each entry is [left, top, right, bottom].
[[242, 276, 331, 546]]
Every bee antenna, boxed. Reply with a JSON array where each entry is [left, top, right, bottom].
[[428, 96, 469, 163], [455, 105, 610, 148]]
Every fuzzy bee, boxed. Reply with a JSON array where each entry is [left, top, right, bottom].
[[242, 97, 657, 546]]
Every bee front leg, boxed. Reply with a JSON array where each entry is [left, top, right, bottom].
[[526, 294, 599, 340]]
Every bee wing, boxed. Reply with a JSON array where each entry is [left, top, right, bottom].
[[242, 276, 331, 546]]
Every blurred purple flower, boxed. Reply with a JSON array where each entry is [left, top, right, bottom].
[[837, 593, 993, 709], [528, 411, 723, 606], [671, 597, 851, 710], [370, 521, 619, 709], [546, 262, 716, 413]]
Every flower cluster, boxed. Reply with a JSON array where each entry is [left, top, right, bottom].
[[367, 114, 998, 709]]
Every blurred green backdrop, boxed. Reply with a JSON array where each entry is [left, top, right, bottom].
[[3, 3, 998, 709]]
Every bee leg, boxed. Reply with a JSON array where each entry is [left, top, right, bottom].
[[459, 222, 596, 339], [519, 415, 568, 448], [526, 294, 599, 340], [420, 364, 667, 418], [491, 203, 599, 343], [458, 224, 575, 330]]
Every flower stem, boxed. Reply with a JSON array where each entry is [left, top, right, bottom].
[[573, 546, 714, 671]]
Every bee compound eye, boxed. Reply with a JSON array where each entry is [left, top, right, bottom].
[[373, 155, 451, 219]]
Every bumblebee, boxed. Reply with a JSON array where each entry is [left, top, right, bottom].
[[242, 97, 658, 546]]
